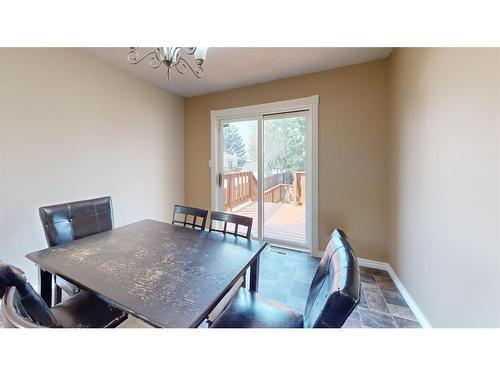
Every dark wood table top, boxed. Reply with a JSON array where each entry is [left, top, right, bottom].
[[26, 219, 267, 328]]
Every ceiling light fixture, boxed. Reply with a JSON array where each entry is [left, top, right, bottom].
[[127, 47, 208, 80]]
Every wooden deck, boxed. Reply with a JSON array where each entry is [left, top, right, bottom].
[[232, 201, 306, 245]]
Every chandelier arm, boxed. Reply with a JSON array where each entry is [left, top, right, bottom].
[[175, 56, 204, 79], [155, 48, 163, 60], [149, 54, 162, 69], [174, 57, 188, 74], [127, 49, 158, 65], [151, 48, 163, 68]]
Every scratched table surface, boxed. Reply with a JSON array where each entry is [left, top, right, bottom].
[[26, 219, 267, 328]]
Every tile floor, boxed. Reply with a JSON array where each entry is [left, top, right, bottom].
[[258, 247, 421, 328]]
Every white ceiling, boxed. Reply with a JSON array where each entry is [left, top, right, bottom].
[[87, 47, 393, 97]]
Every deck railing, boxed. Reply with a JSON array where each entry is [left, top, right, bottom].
[[224, 170, 305, 210], [224, 171, 257, 211], [264, 184, 292, 203], [293, 172, 306, 206]]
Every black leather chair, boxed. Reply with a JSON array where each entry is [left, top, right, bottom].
[[0, 262, 127, 328], [39, 196, 114, 303], [206, 212, 253, 324], [210, 228, 360, 328], [172, 205, 209, 231]]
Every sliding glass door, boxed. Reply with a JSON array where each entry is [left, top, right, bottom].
[[215, 108, 312, 251]]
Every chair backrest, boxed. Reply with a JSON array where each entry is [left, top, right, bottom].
[[39, 196, 114, 247], [1, 287, 46, 328], [172, 205, 209, 231], [209, 211, 253, 239], [0, 262, 58, 328], [303, 228, 360, 328]]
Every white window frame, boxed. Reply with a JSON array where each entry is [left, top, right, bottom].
[[210, 95, 320, 257]]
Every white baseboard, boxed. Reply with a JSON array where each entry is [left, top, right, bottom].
[[358, 257, 432, 328]]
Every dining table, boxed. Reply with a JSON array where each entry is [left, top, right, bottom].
[[26, 219, 268, 328]]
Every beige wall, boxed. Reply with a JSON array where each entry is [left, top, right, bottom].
[[0, 48, 184, 283], [184, 60, 391, 260], [389, 48, 500, 327]]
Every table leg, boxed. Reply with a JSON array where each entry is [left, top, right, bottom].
[[249, 255, 260, 292], [54, 275, 62, 305], [38, 268, 52, 307]]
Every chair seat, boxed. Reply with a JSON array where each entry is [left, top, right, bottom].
[[211, 288, 304, 328], [55, 276, 80, 295], [51, 290, 127, 328]]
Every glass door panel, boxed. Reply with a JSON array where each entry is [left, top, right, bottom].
[[263, 112, 307, 248], [220, 119, 259, 238]]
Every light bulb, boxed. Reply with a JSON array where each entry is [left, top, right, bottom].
[[195, 47, 208, 65]]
